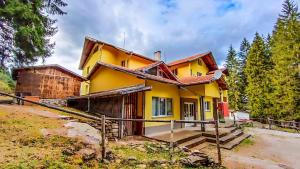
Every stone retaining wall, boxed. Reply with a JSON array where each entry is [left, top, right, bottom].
[[85, 120, 120, 140], [40, 99, 67, 107]]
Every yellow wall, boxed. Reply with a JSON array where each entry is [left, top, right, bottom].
[[204, 96, 214, 120], [190, 59, 209, 77], [144, 80, 181, 127], [169, 58, 209, 79], [128, 56, 153, 69], [80, 44, 153, 95], [89, 67, 145, 93], [205, 82, 220, 98]]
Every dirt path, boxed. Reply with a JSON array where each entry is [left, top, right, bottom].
[[204, 127, 300, 169]]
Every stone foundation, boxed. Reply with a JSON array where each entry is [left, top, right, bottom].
[[40, 99, 67, 107]]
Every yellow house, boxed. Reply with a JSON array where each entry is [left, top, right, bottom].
[[69, 37, 228, 136]]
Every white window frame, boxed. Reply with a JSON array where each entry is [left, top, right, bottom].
[[204, 101, 211, 112], [152, 97, 173, 117]]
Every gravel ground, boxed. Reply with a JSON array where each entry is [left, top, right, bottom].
[[204, 127, 300, 169]]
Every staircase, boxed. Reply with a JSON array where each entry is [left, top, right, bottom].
[[177, 127, 251, 150]]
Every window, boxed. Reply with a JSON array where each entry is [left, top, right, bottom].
[[197, 72, 202, 77], [190, 69, 193, 76], [158, 70, 163, 77], [152, 97, 173, 117], [121, 60, 127, 67], [198, 59, 202, 66], [86, 66, 90, 74], [204, 101, 211, 111], [172, 69, 178, 75]]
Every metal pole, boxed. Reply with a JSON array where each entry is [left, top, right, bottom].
[[215, 112, 222, 165], [101, 115, 106, 160]]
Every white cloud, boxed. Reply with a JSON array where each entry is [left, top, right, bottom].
[[39, 0, 285, 73]]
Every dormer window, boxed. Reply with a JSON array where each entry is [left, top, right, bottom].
[[172, 69, 178, 75], [197, 72, 202, 77], [198, 59, 202, 66], [121, 60, 127, 67]]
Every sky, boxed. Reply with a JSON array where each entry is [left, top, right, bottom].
[[41, 0, 288, 74]]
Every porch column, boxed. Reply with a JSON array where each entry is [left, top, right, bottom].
[[199, 96, 205, 131], [119, 95, 125, 138], [87, 97, 90, 112]]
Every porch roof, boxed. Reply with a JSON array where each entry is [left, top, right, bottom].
[[179, 70, 228, 90], [68, 84, 152, 99]]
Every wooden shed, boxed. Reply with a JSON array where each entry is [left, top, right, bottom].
[[12, 64, 85, 99]]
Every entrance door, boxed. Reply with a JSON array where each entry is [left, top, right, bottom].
[[183, 102, 195, 127]]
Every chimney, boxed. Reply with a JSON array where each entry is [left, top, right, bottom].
[[154, 51, 161, 61]]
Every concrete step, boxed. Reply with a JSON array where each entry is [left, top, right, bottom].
[[205, 129, 243, 144], [178, 137, 207, 149], [202, 127, 238, 138], [191, 142, 209, 151], [220, 129, 243, 143], [221, 133, 251, 150], [176, 133, 203, 144]]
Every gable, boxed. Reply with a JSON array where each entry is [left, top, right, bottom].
[[79, 37, 155, 70]]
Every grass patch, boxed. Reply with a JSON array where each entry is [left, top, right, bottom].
[[234, 138, 254, 152], [239, 138, 254, 146]]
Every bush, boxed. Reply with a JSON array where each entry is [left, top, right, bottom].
[[0, 69, 15, 93]]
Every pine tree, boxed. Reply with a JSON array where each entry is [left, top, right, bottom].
[[225, 45, 241, 111], [0, 0, 67, 69], [238, 38, 251, 110], [245, 33, 272, 118], [270, 0, 300, 120]]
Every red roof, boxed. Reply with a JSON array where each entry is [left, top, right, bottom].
[[79, 37, 156, 69], [12, 64, 86, 81], [167, 52, 218, 71], [86, 61, 227, 89], [180, 74, 215, 85], [87, 62, 180, 85], [167, 52, 210, 66]]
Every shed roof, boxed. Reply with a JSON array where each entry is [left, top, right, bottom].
[[68, 84, 151, 99], [12, 64, 86, 81]]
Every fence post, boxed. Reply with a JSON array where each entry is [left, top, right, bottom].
[[101, 115, 106, 161], [170, 120, 174, 162], [215, 117, 222, 165], [268, 118, 272, 130], [233, 112, 236, 126]]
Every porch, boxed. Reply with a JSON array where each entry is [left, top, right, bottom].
[[145, 125, 251, 150]]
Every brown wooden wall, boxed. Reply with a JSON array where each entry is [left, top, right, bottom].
[[15, 67, 81, 99]]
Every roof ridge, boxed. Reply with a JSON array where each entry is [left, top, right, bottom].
[[167, 51, 211, 66]]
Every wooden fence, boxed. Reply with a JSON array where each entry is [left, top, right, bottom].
[[236, 117, 300, 132], [0, 91, 223, 165], [101, 116, 222, 165]]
